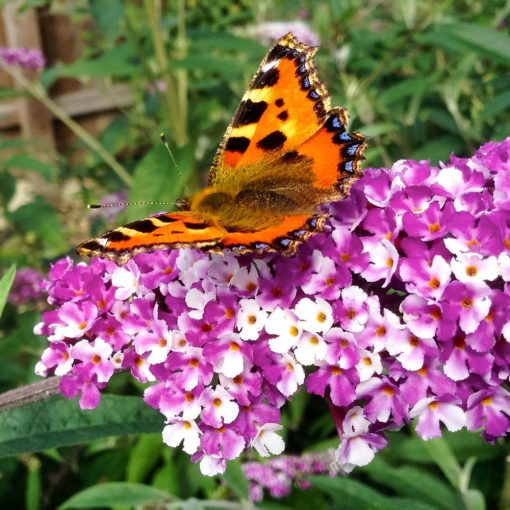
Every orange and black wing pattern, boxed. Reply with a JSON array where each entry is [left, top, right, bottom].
[[77, 33, 366, 263]]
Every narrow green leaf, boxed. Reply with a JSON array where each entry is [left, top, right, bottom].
[[223, 459, 249, 499], [389, 498, 444, 510], [411, 136, 465, 163], [423, 438, 462, 489], [8, 199, 68, 258], [0, 395, 163, 457], [126, 433, 162, 483], [447, 23, 510, 66], [363, 457, 462, 509], [88, 0, 124, 39], [387, 430, 505, 464], [0, 171, 17, 205], [127, 144, 195, 222], [25, 456, 41, 510], [0, 265, 16, 318], [58, 482, 171, 509], [309, 475, 397, 510], [481, 90, 510, 121], [5, 154, 58, 181], [56, 43, 140, 78], [463, 489, 486, 510]]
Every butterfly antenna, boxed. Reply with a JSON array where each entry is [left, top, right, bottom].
[[160, 133, 189, 194], [87, 201, 175, 209]]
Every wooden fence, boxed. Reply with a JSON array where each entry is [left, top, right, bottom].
[[0, 1, 132, 155]]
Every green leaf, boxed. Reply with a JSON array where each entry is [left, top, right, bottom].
[[463, 489, 486, 510], [423, 438, 462, 489], [0, 265, 16, 318], [309, 475, 398, 510], [0, 171, 16, 205], [223, 459, 249, 499], [362, 457, 462, 510], [126, 433, 162, 483], [88, 0, 124, 39], [481, 90, 510, 121], [25, 456, 41, 510], [7, 199, 68, 258], [56, 43, 140, 78], [386, 430, 505, 464], [190, 30, 265, 54], [127, 144, 195, 222], [445, 23, 510, 67], [58, 482, 171, 509], [0, 395, 163, 457], [411, 136, 465, 163], [173, 55, 253, 79], [4, 154, 58, 181]]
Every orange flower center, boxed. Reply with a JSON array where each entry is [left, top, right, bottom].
[[289, 326, 299, 337], [428, 222, 441, 233], [465, 265, 478, 277], [317, 311, 327, 323], [246, 282, 257, 292], [428, 277, 440, 289], [375, 325, 387, 336], [461, 297, 473, 309]]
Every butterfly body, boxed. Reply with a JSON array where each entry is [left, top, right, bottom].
[[78, 33, 366, 264]]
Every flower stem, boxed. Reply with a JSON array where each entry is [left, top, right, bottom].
[[145, 0, 188, 146], [5, 67, 133, 187], [0, 377, 61, 413]]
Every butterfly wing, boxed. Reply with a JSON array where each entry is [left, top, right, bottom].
[[210, 33, 332, 183], [77, 212, 224, 264], [78, 34, 366, 263]]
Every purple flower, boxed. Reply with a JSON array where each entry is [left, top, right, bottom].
[[0, 47, 45, 71], [8, 267, 45, 306], [251, 21, 320, 46], [35, 138, 510, 479]]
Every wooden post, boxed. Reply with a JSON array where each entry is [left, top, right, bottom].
[[2, 1, 56, 152]]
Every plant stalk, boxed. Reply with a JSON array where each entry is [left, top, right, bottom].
[[5, 67, 133, 187]]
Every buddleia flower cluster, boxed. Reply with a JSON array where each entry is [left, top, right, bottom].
[[35, 138, 510, 479], [0, 47, 45, 71]]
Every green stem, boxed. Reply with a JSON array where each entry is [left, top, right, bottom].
[[500, 456, 510, 510], [145, 0, 188, 146], [6, 67, 133, 187]]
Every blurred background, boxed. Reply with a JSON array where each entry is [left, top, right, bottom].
[[0, 1, 509, 509]]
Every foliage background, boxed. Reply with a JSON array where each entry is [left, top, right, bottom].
[[0, 0, 509, 508]]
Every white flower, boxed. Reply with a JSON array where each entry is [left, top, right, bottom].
[[277, 353, 305, 396], [185, 287, 215, 319], [200, 454, 226, 476], [236, 299, 267, 341], [294, 332, 327, 365], [251, 423, 285, 457], [451, 253, 498, 284], [294, 297, 334, 333], [498, 252, 510, 282], [230, 263, 259, 293], [265, 307, 302, 353], [208, 255, 240, 285], [356, 349, 383, 381], [111, 261, 141, 300], [163, 419, 201, 454]]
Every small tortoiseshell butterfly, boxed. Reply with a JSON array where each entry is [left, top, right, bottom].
[[78, 33, 366, 264]]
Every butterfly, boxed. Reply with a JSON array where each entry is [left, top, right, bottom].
[[77, 33, 366, 264]]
